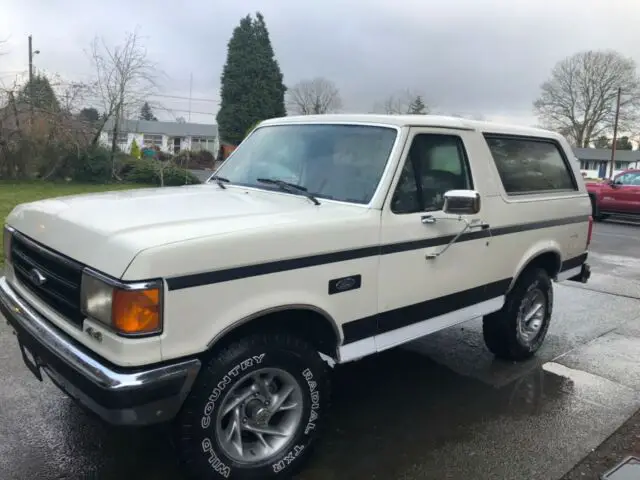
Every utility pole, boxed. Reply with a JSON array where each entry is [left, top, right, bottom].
[[609, 87, 622, 180], [28, 35, 34, 84], [188, 72, 193, 122], [28, 35, 34, 122], [187, 72, 193, 183]]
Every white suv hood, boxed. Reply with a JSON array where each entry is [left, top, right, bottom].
[[7, 184, 354, 277]]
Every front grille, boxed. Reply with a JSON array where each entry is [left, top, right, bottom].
[[10, 231, 85, 328]]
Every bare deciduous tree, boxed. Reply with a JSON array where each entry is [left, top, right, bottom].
[[88, 29, 159, 175], [287, 77, 342, 115], [0, 76, 97, 179], [534, 50, 640, 147], [373, 89, 430, 115], [47, 74, 92, 115]]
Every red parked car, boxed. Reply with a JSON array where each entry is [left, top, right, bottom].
[[586, 169, 640, 221]]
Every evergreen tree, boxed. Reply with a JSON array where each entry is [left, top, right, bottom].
[[407, 95, 427, 114], [17, 74, 60, 111], [130, 139, 141, 159], [614, 136, 633, 150], [79, 107, 100, 123], [140, 102, 158, 121], [217, 12, 286, 145], [594, 136, 610, 148]]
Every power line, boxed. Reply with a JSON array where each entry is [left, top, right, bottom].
[[48, 80, 219, 103], [160, 108, 215, 116], [4, 78, 220, 104], [150, 93, 218, 103]]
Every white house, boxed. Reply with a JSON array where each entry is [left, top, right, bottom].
[[101, 118, 219, 157], [574, 147, 640, 178]]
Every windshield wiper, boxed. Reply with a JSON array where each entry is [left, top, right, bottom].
[[256, 178, 321, 205], [209, 175, 230, 189]]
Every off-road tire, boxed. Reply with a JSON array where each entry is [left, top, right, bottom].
[[482, 267, 553, 361], [175, 332, 329, 480]]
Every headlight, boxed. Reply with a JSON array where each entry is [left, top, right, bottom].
[[81, 270, 163, 336], [3, 225, 13, 263]]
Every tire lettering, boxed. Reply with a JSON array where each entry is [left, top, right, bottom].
[[200, 354, 266, 429], [272, 445, 305, 473], [201, 438, 231, 478], [302, 368, 320, 435]]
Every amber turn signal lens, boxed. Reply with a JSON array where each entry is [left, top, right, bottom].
[[112, 288, 161, 335]]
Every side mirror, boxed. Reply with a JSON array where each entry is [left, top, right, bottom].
[[443, 190, 481, 215]]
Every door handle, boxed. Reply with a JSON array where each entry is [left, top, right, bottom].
[[469, 222, 490, 230], [421, 215, 490, 230]]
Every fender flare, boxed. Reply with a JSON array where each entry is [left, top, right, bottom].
[[508, 245, 562, 292], [205, 303, 343, 356]]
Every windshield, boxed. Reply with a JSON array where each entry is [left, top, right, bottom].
[[214, 123, 398, 204]]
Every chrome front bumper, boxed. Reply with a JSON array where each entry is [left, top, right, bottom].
[[0, 276, 201, 426]]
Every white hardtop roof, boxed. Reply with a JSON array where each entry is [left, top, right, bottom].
[[260, 114, 562, 140]]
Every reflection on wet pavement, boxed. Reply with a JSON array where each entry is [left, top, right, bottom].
[[299, 350, 638, 480]]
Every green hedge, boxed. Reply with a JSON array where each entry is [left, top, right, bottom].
[[120, 158, 201, 186], [67, 147, 113, 183], [36, 146, 200, 186]]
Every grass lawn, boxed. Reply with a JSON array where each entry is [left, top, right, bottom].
[[1, 181, 148, 268]]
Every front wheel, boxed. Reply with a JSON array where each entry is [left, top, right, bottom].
[[482, 267, 553, 361], [175, 332, 329, 479]]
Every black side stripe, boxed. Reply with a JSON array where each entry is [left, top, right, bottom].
[[166, 214, 590, 291], [167, 246, 379, 290], [341, 251, 589, 345], [560, 252, 588, 272], [342, 278, 512, 344]]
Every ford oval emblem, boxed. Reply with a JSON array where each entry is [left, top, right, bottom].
[[28, 268, 47, 286], [335, 277, 356, 291]]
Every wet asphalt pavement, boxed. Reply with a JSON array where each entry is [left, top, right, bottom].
[[1, 220, 640, 480]]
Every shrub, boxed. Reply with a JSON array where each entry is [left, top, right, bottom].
[[130, 139, 141, 159], [122, 158, 200, 186], [175, 149, 215, 169], [64, 146, 113, 183]]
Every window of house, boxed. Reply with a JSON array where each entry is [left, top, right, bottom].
[[192, 137, 215, 152], [107, 132, 128, 144], [391, 134, 473, 214], [143, 134, 163, 147], [484, 135, 577, 194]]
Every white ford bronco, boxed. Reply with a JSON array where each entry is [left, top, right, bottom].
[[2, 114, 592, 479]]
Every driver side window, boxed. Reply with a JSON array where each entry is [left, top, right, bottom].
[[615, 172, 640, 185], [391, 134, 473, 214]]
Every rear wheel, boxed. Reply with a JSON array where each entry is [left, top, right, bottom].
[[175, 332, 329, 479], [482, 267, 553, 361]]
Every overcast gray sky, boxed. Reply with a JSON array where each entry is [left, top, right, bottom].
[[2, 0, 640, 126]]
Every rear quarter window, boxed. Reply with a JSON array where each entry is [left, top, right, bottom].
[[483, 134, 578, 195]]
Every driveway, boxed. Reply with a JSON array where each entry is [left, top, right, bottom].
[[1, 221, 639, 479]]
